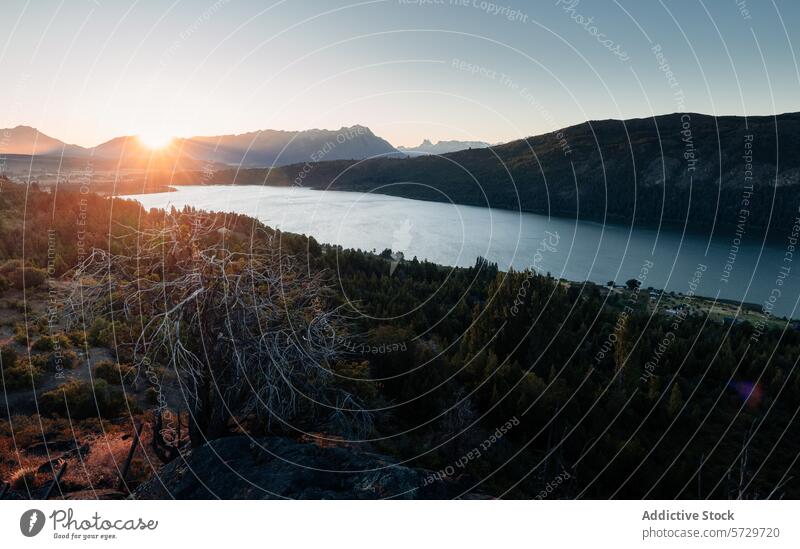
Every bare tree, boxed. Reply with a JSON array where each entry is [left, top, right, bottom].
[[63, 210, 369, 446]]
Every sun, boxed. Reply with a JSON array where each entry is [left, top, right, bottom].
[[137, 131, 174, 150]]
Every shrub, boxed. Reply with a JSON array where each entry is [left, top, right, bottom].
[[13, 323, 29, 345], [31, 335, 54, 352], [625, 278, 641, 290], [30, 354, 48, 370], [93, 360, 135, 385], [31, 334, 71, 352], [45, 350, 78, 372], [0, 345, 17, 369], [0, 260, 47, 290], [1, 362, 43, 391], [67, 331, 87, 347], [39, 380, 132, 420], [88, 318, 113, 347]]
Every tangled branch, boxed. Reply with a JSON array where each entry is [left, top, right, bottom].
[[63, 210, 369, 444]]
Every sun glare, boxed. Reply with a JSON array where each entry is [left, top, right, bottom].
[[137, 131, 174, 150]]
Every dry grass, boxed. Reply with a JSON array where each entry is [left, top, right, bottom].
[[0, 414, 163, 495], [9, 464, 42, 490]]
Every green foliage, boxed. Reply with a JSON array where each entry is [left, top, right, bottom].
[[39, 380, 132, 420], [67, 331, 87, 347], [667, 383, 684, 417], [88, 318, 115, 347], [31, 333, 71, 352], [44, 350, 78, 371], [93, 360, 135, 385], [13, 323, 29, 345], [1, 361, 43, 391], [0, 260, 47, 290], [319, 246, 800, 498], [0, 345, 18, 369], [2, 180, 800, 498]]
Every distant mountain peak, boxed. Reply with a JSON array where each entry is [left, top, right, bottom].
[[0, 124, 400, 168], [397, 138, 492, 156], [0, 125, 85, 157]]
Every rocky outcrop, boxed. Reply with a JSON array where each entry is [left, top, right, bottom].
[[134, 436, 458, 499]]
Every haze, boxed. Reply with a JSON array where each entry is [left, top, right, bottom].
[[1, 0, 798, 147]]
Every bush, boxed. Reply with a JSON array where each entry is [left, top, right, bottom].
[[0, 260, 47, 290], [625, 278, 641, 290], [0, 345, 17, 369], [88, 318, 113, 347], [44, 350, 78, 372], [67, 331, 87, 347], [39, 380, 132, 419], [1, 362, 43, 391], [30, 354, 48, 370], [31, 333, 71, 352], [13, 323, 29, 345], [0, 274, 8, 294], [93, 360, 135, 385], [30, 334, 62, 352]]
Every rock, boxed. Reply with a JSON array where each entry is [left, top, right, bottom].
[[134, 435, 458, 499]]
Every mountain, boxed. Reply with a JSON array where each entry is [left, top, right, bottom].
[[175, 125, 398, 167], [0, 125, 87, 157], [397, 138, 492, 156], [210, 112, 800, 231], [0, 125, 399, 169]]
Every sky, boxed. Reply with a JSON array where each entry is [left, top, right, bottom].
[[1, 0, 798, 148]]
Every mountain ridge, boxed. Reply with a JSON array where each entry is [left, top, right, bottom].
[[397, 138, 492, 156], [0, 124, 400, 168], [204, 111, 800, 231]]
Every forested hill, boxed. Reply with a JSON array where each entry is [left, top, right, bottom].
[[206, 112, 800, 231]]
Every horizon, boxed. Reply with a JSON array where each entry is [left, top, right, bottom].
[[5, 107, 800, 151], [2, 0, 799, 148]]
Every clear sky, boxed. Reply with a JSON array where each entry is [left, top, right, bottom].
[[1, 0, 798, 147]]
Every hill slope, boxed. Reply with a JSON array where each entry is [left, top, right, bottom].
[[214, 112, 800, 231]]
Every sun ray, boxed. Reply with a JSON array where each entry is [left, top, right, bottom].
[[137, 131, 174, 150]]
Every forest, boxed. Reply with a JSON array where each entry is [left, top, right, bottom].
[[0, 176, 799, 499]]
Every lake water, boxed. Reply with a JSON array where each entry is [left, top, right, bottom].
[[125, 185, 800, 319]]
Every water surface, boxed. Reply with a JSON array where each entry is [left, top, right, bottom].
[[125, 185, 800, 319]]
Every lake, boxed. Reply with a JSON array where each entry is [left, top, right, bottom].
[[124, 185, 800, 319]]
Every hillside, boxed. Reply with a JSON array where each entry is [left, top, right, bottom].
[[2, 177, 800, 499], [212, 112, 800, 231]]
